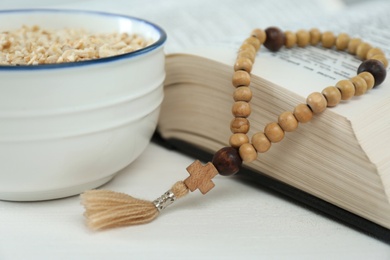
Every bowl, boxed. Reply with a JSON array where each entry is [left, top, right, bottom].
[[0, 9, 166, 201]]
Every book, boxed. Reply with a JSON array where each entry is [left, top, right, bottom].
[[155, 1, 390, 243]]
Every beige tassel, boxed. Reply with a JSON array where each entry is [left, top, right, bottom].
[[81, 181, 189, 230]]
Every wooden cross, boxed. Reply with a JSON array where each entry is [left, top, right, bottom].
[[184, 160, 218, 194]]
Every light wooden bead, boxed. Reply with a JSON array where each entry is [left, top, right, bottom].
[[237, 49, 256, 63], [309, 28, 321, 45], [232, 70, 251, 87], [293, 104, 313, 123], [296, 29, 310, 47], [233, 87, 252, 102], [278, 111, 298, 132], [244, 37, 261, 51], [239, 143, 258, 163], [232, 101, 251, 117], [229, 133, 249, 148], [234, 57, 253, 72], [371, 54, 388, 68], [306, 92, 327, 114], [239, 43, 256, 54], [356, 42, 372, 60], [336, 79, 355, 100], [358, 72, 375, 90], [284, 31, 297, 48], [351, 76, 367, 96], [335, 33, 350, 50], [366, 47, 385, 59], [264, 122, 284, 143], [251, 29, 267, 44], [321, 86, 341, 107], [230, 117, 250, 133], [321, 31, 335, 48], [251, 132, 271, 153], [347, 38, 362, 54]]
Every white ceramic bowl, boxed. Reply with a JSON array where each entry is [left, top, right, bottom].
[[0, 9, 166, 201]]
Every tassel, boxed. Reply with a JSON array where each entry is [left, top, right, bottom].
[[81, 181, 189, 230]]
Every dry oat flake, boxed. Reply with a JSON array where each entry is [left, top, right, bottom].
[[0, 25, 154, 65]]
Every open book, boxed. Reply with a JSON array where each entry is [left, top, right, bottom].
[[156, 0, 390, 241]]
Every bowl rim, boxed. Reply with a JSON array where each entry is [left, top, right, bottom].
[[0, 8, 167, 71]]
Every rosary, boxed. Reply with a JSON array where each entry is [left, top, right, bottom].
[[81, 27, 387, 230]]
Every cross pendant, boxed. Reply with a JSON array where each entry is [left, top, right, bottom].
[[184, 160, 218, 195]]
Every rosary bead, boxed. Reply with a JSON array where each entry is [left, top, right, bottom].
[[244, 37, 261, 51], [233, 86, 252, 102], [358, 72, 375, 90], [321, 31, 335, 48], [251, 132, 271, 153], [321, 86, 341, 107], [237, 49, 256, 63], [336, 79, 355, 100], [293, 103, 313, 123], [278, 111, 298, 132], [306, 92, 327, 114], [234, 57, 253, 72], [296, 29, 310, 47], [229, 133, 249, 148], [335, 33, 350, 51], [356, 42, 372, 60], [232, 70, 251, 87], [351, 76, 367, 96], [212, 147, 242, 176], [230, 117, 250, 133], [284, 31, 297, 48], [371, 54, 388, 68], [309, 28, 321, 45], [239, 42, 256, 55], [347, 38, 362, 55], [238, 143, 258, 163], [366, 47, 385, 60], [264, 27, 285, 52], [264, 122, 285, 143], [357, 59, 387, 87], [232, 101, 251, 117], [251, 28, 267, 44]]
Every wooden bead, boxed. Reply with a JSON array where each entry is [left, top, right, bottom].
[[358, 72, 375, 90], [264, 122, 284, 143], [371, 54, 388, 68], [350, 76, 367, 96], [321, 31, 335, 48], [230, 117, 250, 133], [233, 87, 252, 102], [347, 38, 362, 54], [356, 42, 372, 60], [244, 37, 261, 51], [278, 111, 298, 132], [335, 33, 350, 50], [357, 59, 387, 87], [321, 86, 341, 107], [336, 79, 355, 100], [229, 133, 249, 148], [293, 104, 313, 123], [251, 28, 267, 44], [238, 143, 258, 163], [237, 49, 256, 63], [232, 101, 251, 117], [212, 147, 242, 176], [264, 27, 285, 52], [296, 30, 310, 47], [366, 47, 385, 59], [284, 31, 297, 48], [251, 132, 271, 153], [239, 43, 256, 54], [306, 92, 327, 114], [232, 70, 251, 87], [309, 28, 321, 45], [234, 57, 253, 72]]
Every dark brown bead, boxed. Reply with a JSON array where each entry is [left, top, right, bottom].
[[212, 147, 242, 176], [264, 27, 285, 52], [357, 59, 387, 87]]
